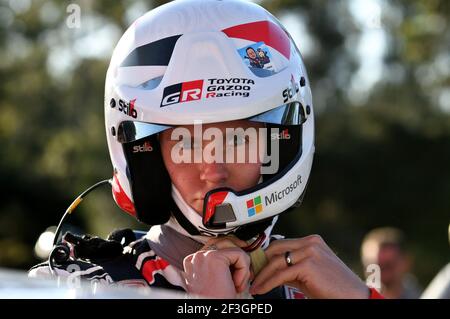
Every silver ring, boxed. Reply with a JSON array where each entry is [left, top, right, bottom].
[[285, 251, 293, 267]]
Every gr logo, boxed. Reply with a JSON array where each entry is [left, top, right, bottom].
[[160, 80, 204, 107]]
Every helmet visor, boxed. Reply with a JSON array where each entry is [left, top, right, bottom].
[[116, 101, 305, 144]]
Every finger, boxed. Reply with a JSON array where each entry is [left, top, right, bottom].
[[182, 254, 194, 273], [221, 236, 248, 248], [202, 239, 236, 250], [233, 265, 247, 290], [238, 274, 251, 293], [250, 249, 308, 290], [218, 248, 251, 270], [235, 269, 251, 293], [181, 257, 193, 286], [265, 235, 326, 259], [250, 261, 307, 295], [202, 237, 247, 250], [219, 248, 251, 290]]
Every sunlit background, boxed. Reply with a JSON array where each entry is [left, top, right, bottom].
[[0, 0, 449, 293]]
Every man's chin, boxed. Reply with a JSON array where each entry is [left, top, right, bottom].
[[190, 200, 204, 216]]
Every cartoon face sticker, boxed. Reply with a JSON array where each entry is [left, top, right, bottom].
[[257, 48, 271, 64], [238, 41, 276, 73], [247, 47, 257, 59]]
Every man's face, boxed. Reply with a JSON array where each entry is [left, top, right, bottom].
[[377, 245, 410, 285], [160, 120, 264, 215]]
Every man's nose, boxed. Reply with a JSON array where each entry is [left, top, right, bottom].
[[199, 162, 229, 186]]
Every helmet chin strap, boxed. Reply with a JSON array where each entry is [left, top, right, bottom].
[[168, 183, 278, 247], [169, 184, 239, 239]]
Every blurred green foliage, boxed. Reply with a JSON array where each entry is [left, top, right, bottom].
[[0, 0, 448, 288]]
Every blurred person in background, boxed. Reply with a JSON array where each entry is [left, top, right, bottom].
[[361, 227, 422, 299], [421, 224, 450, 299]]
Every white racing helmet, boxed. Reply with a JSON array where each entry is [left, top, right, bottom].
[[105, 0, 315, 239]]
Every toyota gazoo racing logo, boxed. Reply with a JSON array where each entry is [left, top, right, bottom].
[[110, 98, 138, 118], [160, 78, 254, 107], [160, 80, 204, 107], [205, 78, 254, 98]]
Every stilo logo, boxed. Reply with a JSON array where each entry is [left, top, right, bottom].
[[160, 80, 204, 107], [282, 74, 300, 103], [271, 129, 291, 140], [116, 98, 137, 118], [246, 195, 263, 217], [133, 141, 153, 153]]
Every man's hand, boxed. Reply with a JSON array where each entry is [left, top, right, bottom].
[[183, 246, 251, 298], [250, 235, 370, 299]]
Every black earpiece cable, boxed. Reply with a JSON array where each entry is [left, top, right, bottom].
[[48, 179, 112, 275]]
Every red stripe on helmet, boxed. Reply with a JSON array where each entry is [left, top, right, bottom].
[[112, 173, 136, 216], [203, 191, 229, 225], [222, 20, 291, 60]]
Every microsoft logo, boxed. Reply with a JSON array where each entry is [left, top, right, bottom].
[[246, 195, 263, 217]]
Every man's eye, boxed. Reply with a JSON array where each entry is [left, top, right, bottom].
[[182, 139, 201, 149]]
